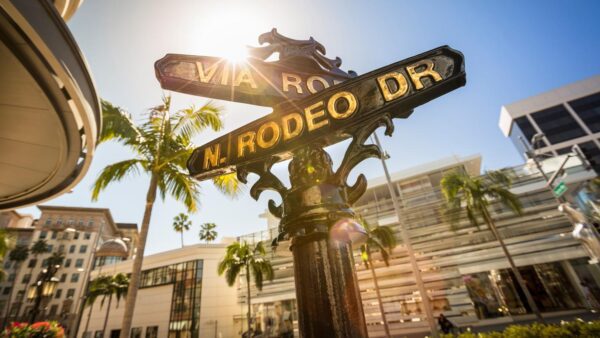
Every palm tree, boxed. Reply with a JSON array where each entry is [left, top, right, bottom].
[[1, 245, 29, 328], [199, 223, 218, 244], [0, 229, 12, 280], [101, 273, 129, 337], [440, 169, 544, 323], [84, 275, 112, 336], [359, 218, 396, 338], [92, 97, 239, 338], [17, 239, 49, 320], [218, 241, 273, 335], [172, 213, 192, 248]]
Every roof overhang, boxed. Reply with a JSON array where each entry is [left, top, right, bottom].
[[0, 0, 99, 210]]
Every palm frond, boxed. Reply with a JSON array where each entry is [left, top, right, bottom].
[[212, 173, 243, 197], [99, 100, 142, 145], [172, 101, 224, 140], [158, 164, 201, 212], [91, 159, 144, 201]]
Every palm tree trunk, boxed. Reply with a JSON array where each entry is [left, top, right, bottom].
[[119, 173, 158, 338], [102, 295, 113, 338], [180, 231, 184, 248], [482, 208, 545, 323], [246, 266, 252, 336], [84, 303, 94, 337], [368, 255, 391, 338]]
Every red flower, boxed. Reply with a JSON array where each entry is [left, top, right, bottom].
[[31, 321, 51, 330]]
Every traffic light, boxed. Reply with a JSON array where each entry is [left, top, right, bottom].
[[572, 144, 599, 174]]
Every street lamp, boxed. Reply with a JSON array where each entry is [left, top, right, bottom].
[[27, 265, 61, 323]]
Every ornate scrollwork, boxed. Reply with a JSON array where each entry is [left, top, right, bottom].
[[237, 157, 287, 218], [334, 113, 395, 205], [248, 28, 356, 78], [288, 145, 334, 188]]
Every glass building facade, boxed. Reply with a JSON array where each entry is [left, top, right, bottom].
[[140, 260, 204, 338], [501, 76, 600, 173]]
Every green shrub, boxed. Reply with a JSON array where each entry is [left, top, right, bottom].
[[437, 320, 600, 338]]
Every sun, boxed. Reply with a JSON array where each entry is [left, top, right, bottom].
[[221, 44, 249, 64]]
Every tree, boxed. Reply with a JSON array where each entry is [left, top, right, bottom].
[[441, 169, 544, 323], [0, 229, 12, 281], [16, 239, 49, 320], [172, 213, 192, 248], [101, 273, 129, 337], [359, 218, 396, 338], [1, 245, 29, 328], [92, 97, 239, 338], [199, 223, 218, 244], [218, 241, 273, 335], [83, 275, 112, 336]]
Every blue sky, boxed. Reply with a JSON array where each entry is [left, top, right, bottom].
[[19, 0, 600, 254]]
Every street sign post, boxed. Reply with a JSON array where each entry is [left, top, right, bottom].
[[157, 29, 466, 338], [553, 181, 568, 198]]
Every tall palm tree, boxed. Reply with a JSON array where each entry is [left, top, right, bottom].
[[92, 97, 239, 338], [0, 229, 11, 280], [17, 239, 49, 320], [441, 169, 544, 323], [359, 218, 396, 338], [199, 223, 218, 244], [84, 275, 112, 336], [101, 273, 129, 337], [218, 241, 273, 335], [172, 213, 191, 248], [1, 245, 29, 328]]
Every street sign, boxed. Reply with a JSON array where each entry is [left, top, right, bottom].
[[155, 29, 355, 108], [553, 181, 568, 197], [186, 45, 465, 180]]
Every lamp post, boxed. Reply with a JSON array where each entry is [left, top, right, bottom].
[[27, 265, 60, 323], [372, 131, 439, 337]]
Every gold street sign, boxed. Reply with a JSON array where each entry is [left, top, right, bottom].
[[187, 46, 465, 180], [155, 29, 354, 108]]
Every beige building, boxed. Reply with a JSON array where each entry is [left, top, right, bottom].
[[78, 244, 238, 338], [238, 154, 600, 337], [1, 206, 138, 337], [0, 0, 100, 210]]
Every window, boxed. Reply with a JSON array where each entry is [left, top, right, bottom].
[[42, 259, 49, 267], [514, 116, 539, 145], [22, 274, 31, 284], [88, 220, 94, 227], [8, 274, 15, 282], [94, 331, 103, 338], [60, 274, 67, 283], [145, 326, 158, 338], [55, 289, 62, 299], [68, 218, 74, 226], [57, 218, 63, 225], [78, 219, 84, 226], [569, 92, 600, 133], [51, 231, 58, 239], [58, 245, 65, 253], [69, 245, 76, 254], [48, 304, 58, 317], [131, 327, 142, 338], [28, 259, 37, 268], [62, 232, 70, 240], [39, 231, 48, 239], [531, 105, 586, 144], [71, 273, 80, 283], [3, 261, 10, 269], [66, 289, 75, 299], [47, 245, 53, 252], [74, 232, 80, 240], [75, 259, 84, 268], [82, 333, 91, 338], [45, 218, 52, 225], [80, 245, 88, 254], [2, 287, 11, 295], [84, 232, 91, 240], [65, 259, 72, 268]]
